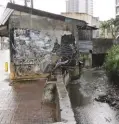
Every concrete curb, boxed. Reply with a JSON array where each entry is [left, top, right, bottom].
[[53, 122, 76, 124], [52, 74, 76, 124], [63, 73, 70, 86]]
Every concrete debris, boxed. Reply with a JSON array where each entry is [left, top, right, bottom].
[[42, 82, 56, 103]]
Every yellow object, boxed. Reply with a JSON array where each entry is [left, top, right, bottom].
[[10, 72, 15, 80], [5, 62, 8, 72]]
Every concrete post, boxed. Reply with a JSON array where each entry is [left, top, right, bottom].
[[1, 37, 3, 50], [24, 0, 27, 6], [31, 0, 33, 8]]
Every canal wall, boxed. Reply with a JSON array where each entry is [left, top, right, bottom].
[[92, 38, 113, 67], [52, 39, 114, 123], [56, 74, 76, 124], [93, 38, 113, 54], [48, 73, 76, 124]]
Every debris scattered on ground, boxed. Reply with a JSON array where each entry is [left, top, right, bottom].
[[95, 94, 119, 109], [42, 82, 56, 103]]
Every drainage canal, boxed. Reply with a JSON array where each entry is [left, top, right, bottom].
[[68, 69, 119, 124]]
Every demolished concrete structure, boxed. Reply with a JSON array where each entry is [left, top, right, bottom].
[[0, 2, 95, 81]]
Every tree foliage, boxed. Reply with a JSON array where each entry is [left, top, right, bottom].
[[100, 21, 108, 38], [105, 45, 119, 82], [100, 18, 119, 39]]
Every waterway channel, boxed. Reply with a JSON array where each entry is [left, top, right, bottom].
[[68, 68, 119, 124]]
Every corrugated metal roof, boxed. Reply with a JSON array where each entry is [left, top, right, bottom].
[[0, 8, 14, 26]]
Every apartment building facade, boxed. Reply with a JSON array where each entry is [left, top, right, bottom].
[[116, 0, 119, 17], [66, 0, 93, 15]]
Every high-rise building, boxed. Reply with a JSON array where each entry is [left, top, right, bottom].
[[24, 0, 34, 8], [66, 0, 93, 15], [116, 0, 119, 17]]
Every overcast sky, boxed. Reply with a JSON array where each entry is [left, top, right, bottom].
[[0, 0, 115, 21]]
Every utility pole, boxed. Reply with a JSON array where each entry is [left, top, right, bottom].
[[31, 0, 33, 8], [10, 0, 15, 3], [24, 0, 27, 6]]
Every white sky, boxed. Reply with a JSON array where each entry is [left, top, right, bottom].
[[0, 0, 115, 21]]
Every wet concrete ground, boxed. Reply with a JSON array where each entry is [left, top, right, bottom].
[[68, 68, 119, 124], [0, 50, 56, 124]]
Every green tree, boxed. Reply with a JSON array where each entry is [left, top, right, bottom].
[[100, 21, 108, 38], [100, 18, 119, 39], [105, 45, 119, 83]]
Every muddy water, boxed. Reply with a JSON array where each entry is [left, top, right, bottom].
[[68, 69, 119, 124]]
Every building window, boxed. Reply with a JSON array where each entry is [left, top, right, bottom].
[[117, 0, 119, 5], [117, 7, 119, 14]]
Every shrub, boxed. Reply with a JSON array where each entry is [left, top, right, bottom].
[[105, 45, 119, 82]]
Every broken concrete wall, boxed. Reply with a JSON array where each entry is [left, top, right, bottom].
[[9, 10, 77, 79], [93, 38, 113, 54], [92, 38, 113, 67]]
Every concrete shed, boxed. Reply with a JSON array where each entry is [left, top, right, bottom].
[[0, 3, 91, 81]]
